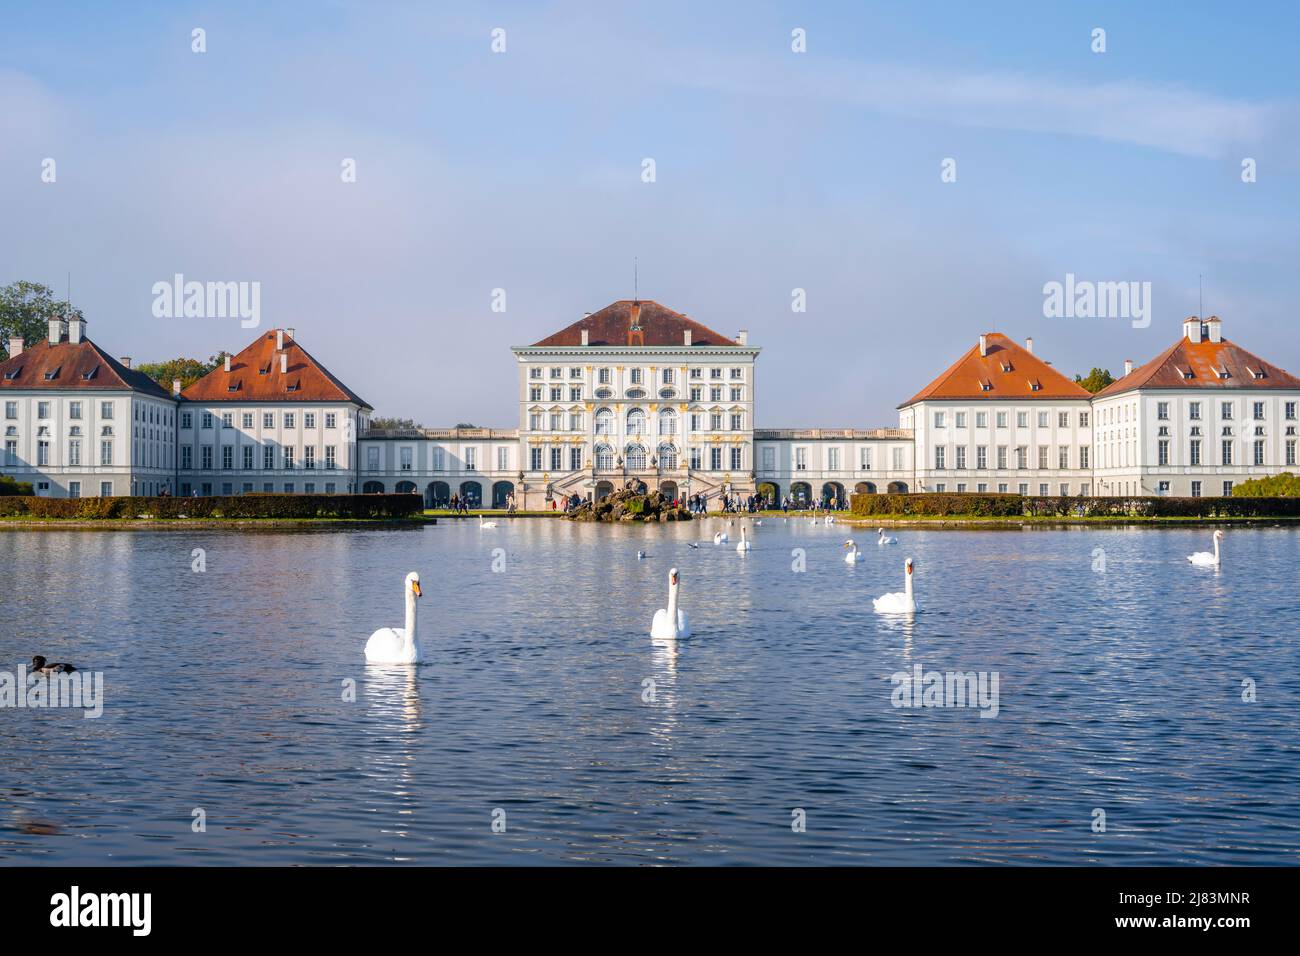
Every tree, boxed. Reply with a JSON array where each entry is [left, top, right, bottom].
[[0, 281, 83, 359], [1232, 472, 1300, 497], [1074, 367, 1115, 393], [370, 416, 423, 431], [135, 355, 224, 390]]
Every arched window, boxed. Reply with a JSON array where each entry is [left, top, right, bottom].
[[595, 444, 614, 469], [658, 442, 678, 469], [658, 408, 677, 436], [626, 443, 647, 469], [626, 408, 647, 436], [594, 408, 614, 435]]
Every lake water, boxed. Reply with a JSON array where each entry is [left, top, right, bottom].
[[2, 519, 1298, 865]]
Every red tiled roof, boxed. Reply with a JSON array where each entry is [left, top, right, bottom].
[[531, 300, 743, 348], [182, 330, 371, 407], [0, 336, 173, 400], [899, 333, 1090, 407], [1096, 334, 1300, 397]]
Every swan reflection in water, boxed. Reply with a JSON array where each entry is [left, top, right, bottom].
[[361, 664, 423, 858]]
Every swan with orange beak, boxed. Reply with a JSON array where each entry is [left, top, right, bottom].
[[365, 571, 425, 663]]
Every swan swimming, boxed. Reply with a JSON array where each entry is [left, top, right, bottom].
[[877, 528, 898, 545], [650, 567, 690, 639], [736, 526, 752, 552], [873, 558, 918, 614], [479, 516, 498, 529], [824, 514, 836, 526], [843, 540, 865, 563], [1187, 530, 1224, 568], [713, 530, 729, 545], [364, 571, 424, 664]]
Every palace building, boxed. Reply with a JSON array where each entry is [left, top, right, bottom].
[[3, 301, 1297, 506]]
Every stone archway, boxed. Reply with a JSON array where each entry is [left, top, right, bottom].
[[492, 480, 514, 508], [395, 480, 418, 495], [757, 481, 780, 507], [595, 480, 615, 500], [887, 481, 909, 494], [855, 481, 877, 495], [660, 480, 679, 501], [822, 481, 845, 508], [362, 480, 385, 494], [459, 480, 482, 507], [426, 481, 450, 508], [790, 481, 812, 505]]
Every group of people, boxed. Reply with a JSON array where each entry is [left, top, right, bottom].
[[446, 493, 478, 514]]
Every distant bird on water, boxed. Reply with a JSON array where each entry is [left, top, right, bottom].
[[31, 656, 76, 674]]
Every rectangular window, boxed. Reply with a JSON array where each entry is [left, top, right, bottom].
[[221, 412, 232, 429], [1220, 402, 1233, 420], [3, 440, 15, 467], [975, 412, 988, 428], [465, 448, 477, 470], [325, 412, 337, 429], [1288, 439, 1297, 467], [763, 446, 777, 470], [1037, 411, 1049, 428], [530, 447, 542, 470], [892, 447, 904, 471], [955, 412, 966, 428], [268, 446, 279, 470], [730, 413, 743, 431], [570, 447, 581, 470], [1039, 483, 1049, 496], [284, 413, 295, 429], [1157, 402, 1169, 420], [1018, 483, 1028, 496], [1191, 480, 1202, 498], [1038, 445, 1049, 469], [102, 401, 114, 420], [1223, 481, 1234, 496], [68, 481, 80, 498], [201, 446, 213, 469], [828, 447, 841, 470], [222, 446, 233, 469], [998, 483, 1008, 493], [37, 402, 50, 419], [1190, 440, 1201, 466], [710, 447, 722, 470], [182, 446, 192, 469], [1079, 412, 1089, 428], [305, 413, 316, 429], [1016, 447, 1027, 469], [976, 445, 987, 469], [690, 446, 702, 469], [1017, 412, 1027, 428], [1158, 439, 1169, 466], [202, 411, 213, 429], [997, 446, 1007, 469], [4, 401, 17, 420], [243, 446, 254, 469], [1058, 446, 1069, 469], [1254, 439, 1265, 466], [1286, 402, 1297, 421], [261, 412, 273, 429], [859, 447, 872, 470], [1157, 481, 1170, 496], [934, 447, 946, 469], [1080, 445, 1090, 469], [955, 446, 966, 469], [1253, 402, 1265, 421], [400, 447, 413, 471], [326, 445, 337, 470], [933, 412, 946, 428], [68, 439, 80, 466], [304, 446, 316, 469], [996, 411, 1008, 428], [1189, 402, 1201, 421], [284, 447, 295, 469], [69, 401, 82, 420], [1058, 411, 1068, 428], [730, 447, 742, 470], [795, 447, 807, 470], [1221, 440, 1233, 466], [100, 481, 113, 497], [1059, 483, 1069, 496]]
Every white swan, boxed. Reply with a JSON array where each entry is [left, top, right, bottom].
[[364, 571, 424, 664], [877, 528, 898, 545], [479, 516, 498, 529], [713, 530, 729, 545], [650, 567, 690, 639], [873, 558, 917, 614], [824, 514, 836, 525], [843, 539, 865, 563], [736, 526, 752, 552], [754, 519, 763, 526], [1187, 530, 1224, 568]]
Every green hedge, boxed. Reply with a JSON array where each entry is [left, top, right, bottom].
[[1232, 472, 1300, 497], [850, 492, 1300, 518], [0, 474, 34, 496], [0, 493, 422, 520]]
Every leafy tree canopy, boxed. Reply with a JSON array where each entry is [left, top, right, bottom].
[[370, 416, 423, 431], [0, 281, 83, 359], [135, 355, 224, 390], [1073, 367, 1116, 393], [1233, 472, 1300, 497]]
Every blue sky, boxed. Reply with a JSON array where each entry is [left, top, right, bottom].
[[2, 1, 1297, 424]]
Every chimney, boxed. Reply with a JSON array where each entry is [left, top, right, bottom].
[[68, 317, 86, 344], [1205, 315, 1222, 343], [48, 317, 64, 344], [1184, 316, 1202, 343], [580, 328, 589, 346], [1124, 359, 1133, 377], [978, 334, 988, 357], [224, 354, 231, 372], [276, 329, 284, 350], [120, 356, 132, 369], [6, 337, 22, 358], [280, 352, 288, 374], [683, 329, 692, 346], [1025, 336, 1033, 354], [736, 329, 748, 346], [172, 378, 182, 397], [286, 327, 295, 341]]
